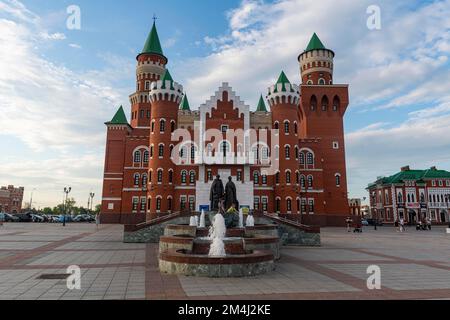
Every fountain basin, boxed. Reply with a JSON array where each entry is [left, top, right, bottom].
[[159, 249, 275, 278]]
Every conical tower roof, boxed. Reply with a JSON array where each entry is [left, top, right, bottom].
[[161, 69, 174, 89], [106, 106, 129, 125], [141, 22, 164, 56], [274, 71, 291, 93], [256, 95, 267, 112], [305, 33, 326, 52], [179, 94, 191, 111]]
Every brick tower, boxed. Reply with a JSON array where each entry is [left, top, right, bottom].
[[267, 72, 301, 214], [147, 70, 184, 219], [298, 33, 349, 215], [130, 22, 168, 128]]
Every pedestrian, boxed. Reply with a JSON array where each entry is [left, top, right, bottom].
[[426, 217, 432, 231], [95, 213, 100, 231], [346, 217, 352, 232], [0, 212, 4, 227], [399, 218, 405, 232], [395, 219, 399, 232]]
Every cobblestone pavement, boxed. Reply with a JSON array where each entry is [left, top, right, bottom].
[[0, 223, 449, 300]]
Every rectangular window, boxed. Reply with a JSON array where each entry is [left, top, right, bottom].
[[145, 81, 150, 90], [108, 203, 114, 210], [333, 141, 339, 149], [221, 125, 229, 133], [254, 197, 260, 211], [308, 199, 314, 214], [237, 170, 242, 182], [132, 197, 139, 211], [262, 197, 268, 212], [207, 170, 213, 182], [156, 198, 161, 211], [189, 196, 195, 211], [140, 197, 146, 211], [262, 174, 267, 185], [180, 196, 187, 210], [301, 199, 307, 214]]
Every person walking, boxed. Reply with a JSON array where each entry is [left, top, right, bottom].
[[346, 217, 352, 232], [399, 218, 405, 233]]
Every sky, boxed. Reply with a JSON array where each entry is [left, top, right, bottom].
[[0, 0, 449, 209]]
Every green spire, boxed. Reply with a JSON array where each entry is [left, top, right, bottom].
[[275, 71, 291, 92], [179, 94, 191, 111], [161, 69, 174, 89], [141, 22, 164, 56], [256, 95, 267, 112], [106, 106, 128, 125], [305, 33, 326, 52]]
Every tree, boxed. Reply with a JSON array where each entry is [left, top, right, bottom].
[[95, 204, 101, 214], [42, 207, 53, 215]]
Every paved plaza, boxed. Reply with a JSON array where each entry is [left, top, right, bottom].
[[0, 223, 449, 300]]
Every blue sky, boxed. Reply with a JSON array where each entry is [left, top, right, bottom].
[[0, 0, 449, 208]]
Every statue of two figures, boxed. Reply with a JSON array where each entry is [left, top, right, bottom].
[[209, 175, 239, 228]]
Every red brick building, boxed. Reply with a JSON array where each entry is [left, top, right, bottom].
[[367, 166, 450, 224], [100, 24, 350, 224], [0, 185, 24, 214]]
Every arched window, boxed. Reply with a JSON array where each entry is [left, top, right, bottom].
[[274, 121, 279, 130], [160, 119, 166, 133], [310, 95, 317, 111], [150, 145, 154, 158], [333, 96, 340, 112], [335, 174, 341, 187], [134, 151, 141, 163], [284, 121, 290, 134], [398, 192, 403, 203], [149, 170, 152, 183], [295, 146, 299, 160], [318, 78, 326, 85], [134, 173, 140, 186], [143, 150, 149, 163], [151, 121, 155, 133], [294, 122, 298, 135], [307, 152, 314, 165], [142, 174, 148, 187], [158, 144, 164, 157], [276, 198, 281, 213], [189, 171, 196, 184], [262, 174, 267, 185], [261, 147, 269, 160], [300, 175, 306, 188], [321, 95, 329, 111], [307, 80, 313, 85], [307, 175, 313, 188], [286, 171, 291, 184], [287, 199, 292, 212], [220, 141, 230, 156], [169, 145, 174, 158], [171, 121, 176, 133], [168, 170, 173, 183], [180, 146, 187, 159], [299, 152, 305, 165], [191, 145, 196, 160], [167, 197, 173, 211], [253, 171, 260, 185], [156, 197, 162, 211], [157, 169, 163, 183], [296, 171, 300, 184], [252, 146, 258, 162], [275, 171, 280, 184], [285, 145, 291, 159], [181, 170, 187, 184]]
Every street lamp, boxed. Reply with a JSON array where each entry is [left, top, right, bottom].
[[89, 192, 95, 212], [63, 187, 71, 227], [29, 188, 37, 210]]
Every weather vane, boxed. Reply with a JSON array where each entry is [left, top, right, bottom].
[[153, 14, 157, 23]]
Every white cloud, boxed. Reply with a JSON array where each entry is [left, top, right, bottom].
[[40, 31, 66, 40], [69, 43, 82, 49]]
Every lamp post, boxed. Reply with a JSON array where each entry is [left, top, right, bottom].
[[89, 192, 95, 212], [63, 187, 71, 227], [29, 188, 36, 210]]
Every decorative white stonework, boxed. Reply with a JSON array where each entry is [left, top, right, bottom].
[[267, 83, 300, 107], [149, 80, 183, 104]]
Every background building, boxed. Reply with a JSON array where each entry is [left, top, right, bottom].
[[0, 185, 24, 213], [367, 166, 450, 224], [101, 24, 350, 224], [349, 198, 362, 216]]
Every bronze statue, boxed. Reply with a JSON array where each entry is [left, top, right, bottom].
[[224, 176, 237, 211], [210, 175, 224, 211]]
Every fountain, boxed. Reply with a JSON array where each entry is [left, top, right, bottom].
[[208, 214, 226, 257], [246, 215, 255, 227], [199, 210, 206, 228], [238, 209, 244, 228]]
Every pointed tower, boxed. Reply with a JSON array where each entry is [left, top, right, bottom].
[[179, 94, 191, 111], [298, 33, 334, 85], [298, 34, 350, 216], [130, 22, 168, 128], [147, 69, 184, 219], [256, 94, 267, 112], [101, 106, 131, 221], [267, 71, 301, 214]]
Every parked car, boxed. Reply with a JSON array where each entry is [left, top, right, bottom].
[[50, 215, 60, 223], [361, 219, 369, 226], [31, 214, 45, 223], [73, 215, 86, 222], [14, 213, 33, 222], [57, 215, 73, 223]]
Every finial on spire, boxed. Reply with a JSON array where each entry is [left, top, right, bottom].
[[153, 14, 158, 24]]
